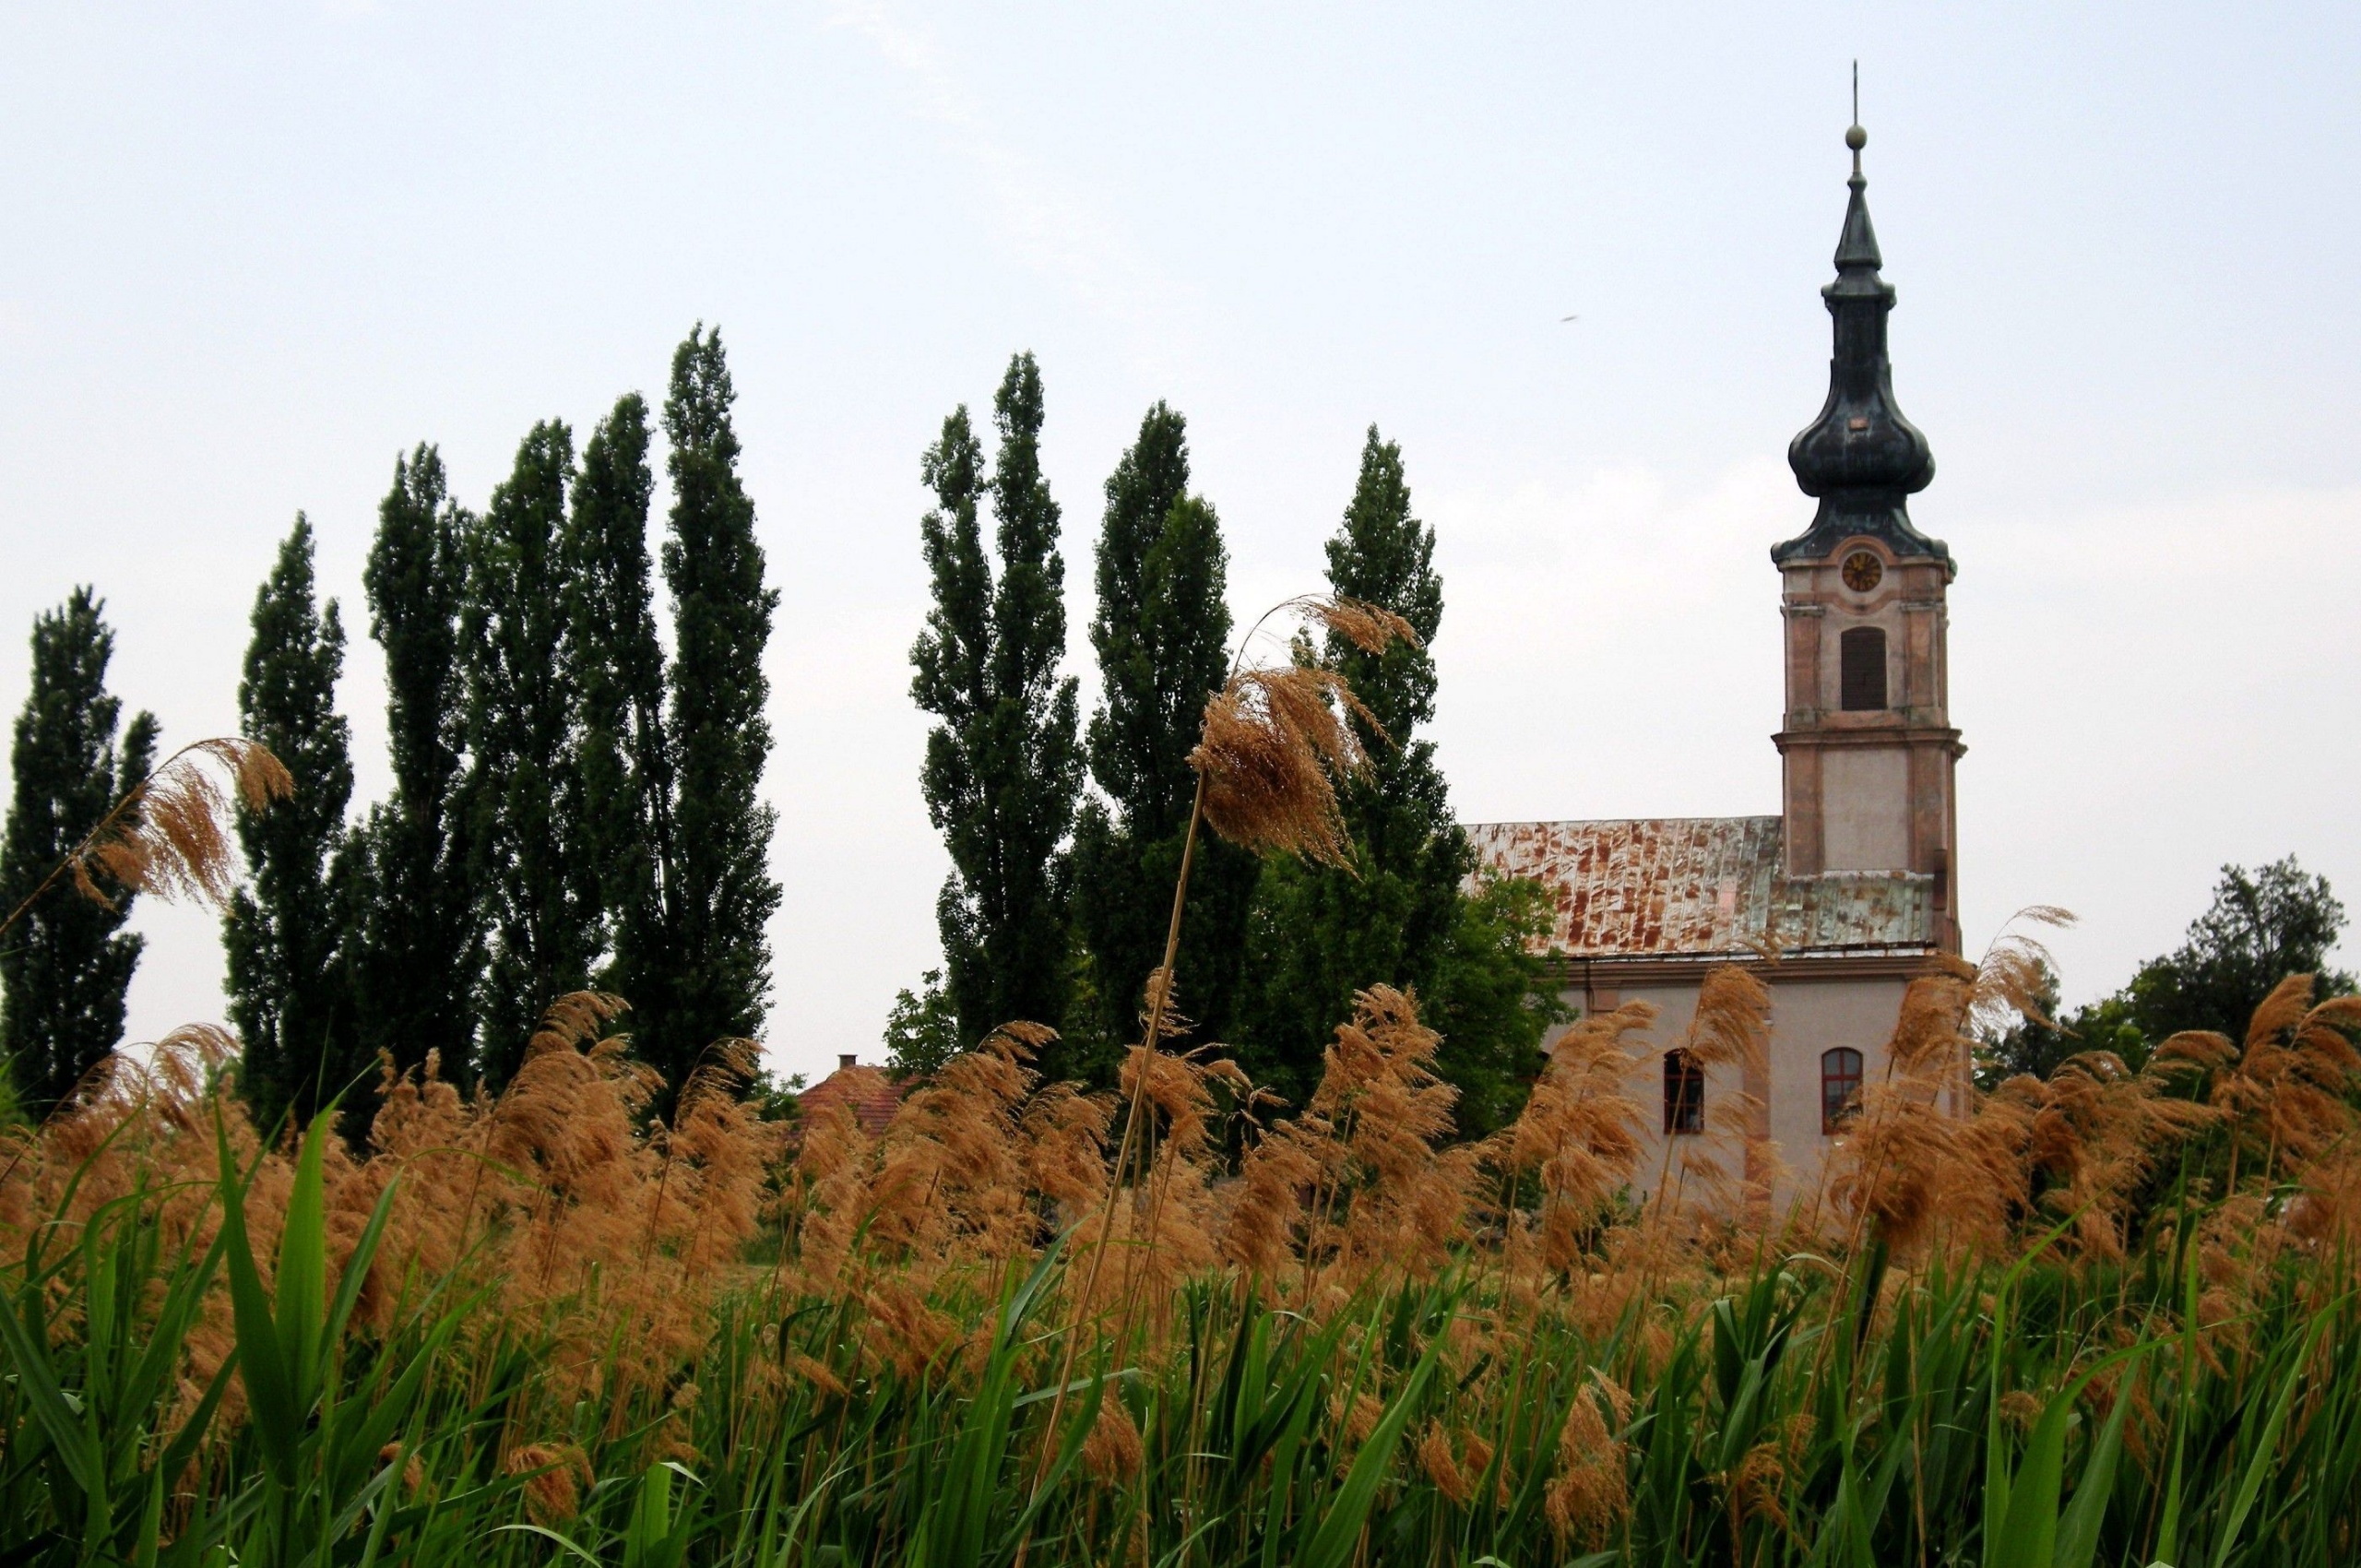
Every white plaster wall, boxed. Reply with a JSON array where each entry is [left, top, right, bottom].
[[1544, 980, 1748, 1205], [1764, 976, 1909, 1200], [1820, 747, 1911, 870], [1543, 972, 1910, 1206]]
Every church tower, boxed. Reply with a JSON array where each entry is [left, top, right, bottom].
[[1773, 120, 1963, 951]]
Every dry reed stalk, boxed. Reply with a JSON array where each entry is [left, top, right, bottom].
[[1029, 592, 1416, 1507], [1287, 986, 1478, 1299], [1417, 1420, 1476, 1506], [1545, 1369, 1632, 1546], [1500, 1001, 1655, 1274], [0, 739, 291, 939], [1188, 665, 1375, 868], [2021, 1049, 2218, 1261], [2206, 977, 2361, 1187], [1633, 967, 1772, 1289], [1220, 1113, 1326, 1289], [504, 1442, 592, 1525], [1080, 1399, 1144, 1485]]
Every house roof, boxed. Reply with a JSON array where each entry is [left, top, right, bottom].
[[796, 1064, 903, 1136], [1463, 815, 1937, 960]]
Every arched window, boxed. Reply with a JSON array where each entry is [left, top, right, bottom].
[[1821, 1047, 1865, 1133], [1663, 1049, 1704, 1135], [1839, 626, 1887, 711]]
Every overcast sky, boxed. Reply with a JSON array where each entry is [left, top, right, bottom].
[[4, 3, 2355, 1086]]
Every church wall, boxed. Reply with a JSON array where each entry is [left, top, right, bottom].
[[1763, 974, 1911, 1190], [1547, 967, 1911, 1206], [1819, 748, 1913, 870]]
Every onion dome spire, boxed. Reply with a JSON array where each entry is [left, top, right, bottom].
[[1774, 116, 1951, 569]]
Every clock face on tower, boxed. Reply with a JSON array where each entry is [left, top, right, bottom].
[[1841, 551, 1884, 593]]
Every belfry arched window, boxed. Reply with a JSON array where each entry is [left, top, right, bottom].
[[1663, 1050, 1704, 1135], [1839, 626, 1888, 711], [1821, 1047, 1865, 1133]]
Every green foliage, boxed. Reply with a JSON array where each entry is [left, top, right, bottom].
[[884, 967, 964, 1077], [224, 515, 363, 1134], [1072, 405, 1256, 1083], [656, 326, 782, 1099], [465, 421, 600, 1086], [1084, 404, 1211, 838], [1986, 858, 2352, 1086], [910, 355, 1083, 1051], [352, 445, 483, 1092], [0, 588, 158, 1112], [2125, 857, 2353, 1042], [1980, 972, 2147, 1087], [1238, 430, 1549, 1134], [564, 394, 677, 1051], [350, 340, 779, 1111]]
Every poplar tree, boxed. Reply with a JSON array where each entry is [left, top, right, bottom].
[[564, 393, 673, 1035], [1072, 402, 1252, 1076], [353, 446, 481, 1086], [910, 353, 1082, 1049], [224, 517, 360, 1129], [1240, 428, 1549, 1133], [0, 590, 158, 1111], [465, 420, 598, 1084], [655, 327, 779, 1094]]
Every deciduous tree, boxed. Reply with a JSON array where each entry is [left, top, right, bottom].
[[353, 447, 483, 1087], [564, 394, 675, 1041], [1072, 402, 1252, 1081], [654, 327, 780, 1097], [1240, 428, 1550, 1134], [0, 590, 158, 1111], [224, 517, 361, 1129], [466, 421, 598, 1084], [909, 353, 1082, 1050]]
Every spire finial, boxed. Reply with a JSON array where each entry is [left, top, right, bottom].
[[1845, 61, 1866, 178], [1776, 77, 1949, 574]]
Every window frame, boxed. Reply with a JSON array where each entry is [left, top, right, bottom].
[[1839, 625, 1888, 711], [1663, 1048, 1705, 1136], [1821, 1046, 1865, 1134]]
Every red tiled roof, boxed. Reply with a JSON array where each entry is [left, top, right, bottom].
[[796, 1065, 903, 1136], [1464, 816, 1936, 959]]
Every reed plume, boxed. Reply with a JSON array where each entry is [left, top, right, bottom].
[[0, 737, 291, 941], [1501, 1001, 1655, 1273]]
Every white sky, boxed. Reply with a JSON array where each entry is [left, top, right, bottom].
[[3, 4, 2355, 1087]]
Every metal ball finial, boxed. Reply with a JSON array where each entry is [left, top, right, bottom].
[[1845, 124, 1867, 151]]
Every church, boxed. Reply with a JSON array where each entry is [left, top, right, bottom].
[[1465, 120, 1963, 1188]]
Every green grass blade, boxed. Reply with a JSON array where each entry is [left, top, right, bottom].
[[2207, 1311, 2329, 1568], [2054, 1358, 2135, 1568], [1294, 1322, 1445, 1568], [214, 1110, 298, 1485], [275, 1111, 334, 1412], [0, 1278, 107, 1507]]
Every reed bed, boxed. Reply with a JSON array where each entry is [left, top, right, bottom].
[[4, 960, 2358, 1568], [6, 659, 2360, 1565]]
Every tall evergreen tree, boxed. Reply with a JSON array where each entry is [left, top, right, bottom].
[[224, 516, 361, 1130], [354, 446, 481, 1088], [1239, 428, 1549, 1134], [1071, 403, 1253, 1078], [465, 420, 599, 1084], [910, 353, 1083, 1049], [655, 327, 780, 1095], [0, 590, 158, 1111], [564, 393, 675, 1032]]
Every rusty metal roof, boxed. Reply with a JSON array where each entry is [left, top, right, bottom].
[[1463, 816, 1936, 959]]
